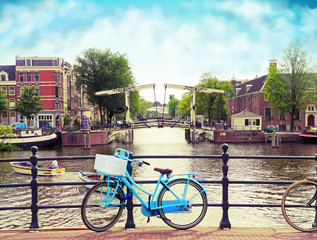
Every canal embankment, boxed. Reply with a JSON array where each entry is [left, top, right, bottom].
[[61, 128, 303, 147]]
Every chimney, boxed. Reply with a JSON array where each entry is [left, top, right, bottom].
[[269, 56, 277, 68], [231, 74, 236, 88]]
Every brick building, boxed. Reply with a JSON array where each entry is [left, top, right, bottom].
[[227, 60, 316, 132], [0, 65, 17, 124], [0, 56, 81, 128]]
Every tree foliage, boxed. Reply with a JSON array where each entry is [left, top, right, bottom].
[[177, 94, 191, 117], [196, 73, 234, 123], [15, 86, 43, 126], [263, 43, 317, 131], [73, 48, 137, 125], [167, 95, 179, 118], [0, 89, 9, 116], [138, 97, 152, 118]]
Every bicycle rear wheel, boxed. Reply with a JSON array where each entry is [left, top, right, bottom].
[[157, 179, 207, 230], [281, 179, 317, 232], [81, 181, 125, 232]]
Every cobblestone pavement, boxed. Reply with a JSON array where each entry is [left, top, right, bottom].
[[1, 227, 317, 240]]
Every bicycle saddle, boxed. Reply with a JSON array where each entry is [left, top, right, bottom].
[[154, 168, 173, 175]]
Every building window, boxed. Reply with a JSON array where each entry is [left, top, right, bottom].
[[265, 108, 272, 121], [54, 72, 59, 83], [256, 119, 260, 126], [2, 114, 8, 125], [55, 100, 59, 110], [55, 86, 59, 97], [35, 87, 40, 96], [39, 115, 52, 121], [1, 87, 7, 94], [1, 74, 6, 81], [34, 72, 39, 82], [20, 87, 24, 96], [279, 125, 286, 131], [19, 73, 24, 82], [9, 99, 15, 108], [280, 111, 286, 121], [26, 59, 32, 66], [307, 105, 315, 112], [27, 72, 32, 82], [9, 86, 15, 95]]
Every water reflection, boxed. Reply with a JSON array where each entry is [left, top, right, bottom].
[[0, 128, 316, 229]]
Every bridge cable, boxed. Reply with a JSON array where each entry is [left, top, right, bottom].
[[171, 104, 196, 128], [152, 84, 160, 127], [161, 84, 168, 128]]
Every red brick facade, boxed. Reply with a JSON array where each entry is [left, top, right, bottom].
[[227, 75, 313, 132], [0, 56, 81, 128]]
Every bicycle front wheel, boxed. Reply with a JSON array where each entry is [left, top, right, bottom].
[[281, 179, 317, 232], [81, 181, 125, 232], [157, 179, 208, 230]]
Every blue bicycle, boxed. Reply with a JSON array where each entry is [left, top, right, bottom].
[[81, 148, 208, 232]]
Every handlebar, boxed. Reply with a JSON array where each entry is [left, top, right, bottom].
[[142, 160, 150, 166], [134, 159, 150, 166]]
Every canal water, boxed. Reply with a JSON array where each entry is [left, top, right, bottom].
[[0, 128, 316, 230]]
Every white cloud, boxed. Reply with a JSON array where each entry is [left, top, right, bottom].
[[0, 0, 316, 101]]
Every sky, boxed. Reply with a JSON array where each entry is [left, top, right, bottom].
[[0, 0, 317, 102]]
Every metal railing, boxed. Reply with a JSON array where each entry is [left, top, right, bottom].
[[0, 144, 316, 230]]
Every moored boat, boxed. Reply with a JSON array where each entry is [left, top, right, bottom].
[[78, 171, 103, 189], [3, 132, 60, 149], [10, 160, 65, 176], [300, 126, 317, 142]]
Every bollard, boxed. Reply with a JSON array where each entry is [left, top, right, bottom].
[[87, 133, 91, 149], [125, 152, 135, 229], [219, 143, 231, 229], [29, 146, 40, 229]]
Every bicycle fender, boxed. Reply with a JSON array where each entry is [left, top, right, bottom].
[[164, 178, 208, 196]]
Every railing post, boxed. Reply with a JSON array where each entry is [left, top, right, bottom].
[[219, 143, 231, 229], [313, 154, 317, 228], [29, 146, 40, 229], [125, 152, 135, 229]]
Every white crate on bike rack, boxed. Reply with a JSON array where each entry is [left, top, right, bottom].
[[94, 154, 128, 176]]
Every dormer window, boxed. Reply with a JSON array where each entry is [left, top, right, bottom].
[[0, 71, 8, 81], [246, 84, 252, 92], [236, 88, 241, 95], [26, 58, 32, 66]]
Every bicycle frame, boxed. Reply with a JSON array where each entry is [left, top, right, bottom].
[[97, 168, 206, 217]]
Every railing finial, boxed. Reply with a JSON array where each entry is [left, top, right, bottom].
[[31, 146, 38, 155], [222, 143, 229, 153]]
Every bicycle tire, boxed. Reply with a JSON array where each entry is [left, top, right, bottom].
[[157, 178, 208, 230], [81, 181, 125, 232], [281, 179, 317, 232]]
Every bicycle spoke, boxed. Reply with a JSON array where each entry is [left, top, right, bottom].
[[81, 182, 125, 232], [157, 179, 207, 230], [282, 180, 317, 232]]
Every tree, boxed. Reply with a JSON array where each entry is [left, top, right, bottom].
[[15, 86, 43, 127], [177, 93, 191, 118], [167, 96, 179, 118], [196, 73, 234, 124], [264, 43, 317, 132], [138, 97, 152, 118], [0, 89, 9, 116], [74, 48, 137, 126]]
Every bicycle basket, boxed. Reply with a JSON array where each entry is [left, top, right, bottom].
[[94, 154, 128, 176]]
